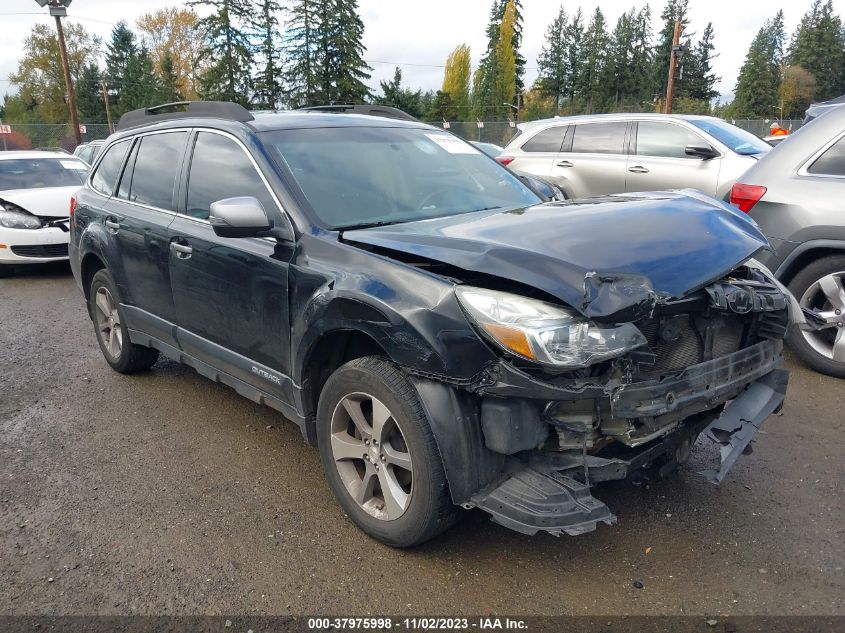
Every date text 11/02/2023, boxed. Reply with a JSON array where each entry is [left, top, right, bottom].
[[306, 617, 529, 630]]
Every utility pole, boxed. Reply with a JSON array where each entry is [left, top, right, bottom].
[[101, 79, 113, 133], [665, 21, 682, 114], [35, 1, 81, 145]]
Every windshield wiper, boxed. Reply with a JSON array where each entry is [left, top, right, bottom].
[[336, 219, 407, 231]]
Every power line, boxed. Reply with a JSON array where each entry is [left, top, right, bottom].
[[0, 12, 118, 26]]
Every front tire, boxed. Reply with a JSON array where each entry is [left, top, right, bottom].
[[787, 255, 845, 378], [89, 269, 159, 374], [316, 356, 457, 547]]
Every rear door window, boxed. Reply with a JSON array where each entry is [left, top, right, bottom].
[[184, 132, 277, 220], [636, 122, 708, 159], [120, 132, 187, 210], [521, 126, 568, 153], [571, 122, 628, 155], [808, 135, 845, 176], [89, 140, 130, 196]]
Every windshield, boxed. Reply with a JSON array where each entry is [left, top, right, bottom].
[[0, 158, 89, 191], [688, 119, 771, 156], [261, 126, 541, 229]]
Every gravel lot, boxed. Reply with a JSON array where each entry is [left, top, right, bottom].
[[1, 264, 843, 617]]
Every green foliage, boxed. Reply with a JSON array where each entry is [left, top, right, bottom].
[[105, 21, 137, 100], [76, 63, 105, 123], [284, 0, 321, 106], [8, 21, 100, 124], [788, 0, 845, 101], [681, 22, 719, 102], [731, 11, 785, 118], [191, 0, 254, 106], [375, 67, 424, 118], [653, 0, 689, 99], [285, 0, 372, 107], [442, 45, 472, 118], [576, 8, 611, 113], [251, 0, 284, 109], [536, 6, 569, 110], [472, 0, 524, 120], [116, 47, 166, 115], [428, 90, 458, 121]]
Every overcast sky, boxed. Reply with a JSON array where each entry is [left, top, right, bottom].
[[2, 0, 844, 108]]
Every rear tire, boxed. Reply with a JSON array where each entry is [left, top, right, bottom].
[[89, 269, 159, 374], [316, 356, 458, 547], [786, 255, 845, 378]]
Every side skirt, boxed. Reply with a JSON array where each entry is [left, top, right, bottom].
[[126, 328, 307, 433]]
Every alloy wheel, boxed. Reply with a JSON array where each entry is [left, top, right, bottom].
[[94, 286, 123, 360], [799, 271, 845, 362], [329, 392, 413, 521]]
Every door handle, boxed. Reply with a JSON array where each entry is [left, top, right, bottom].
[[104, 218, 120, 232], [556, 160, 574, 168], [170, 241, 193, 259], [628, 166, 650, 174]]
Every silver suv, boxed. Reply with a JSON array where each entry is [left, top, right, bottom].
[[730, 106, 845, 378], [500, 113, 770, 200]]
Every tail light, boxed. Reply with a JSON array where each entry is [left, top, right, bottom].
[[69, 194, 77, 218], [496, 156, 515, 166], [729, 183, 767, 213]]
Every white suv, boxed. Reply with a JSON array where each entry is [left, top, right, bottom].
[[498, 114, 771, 200]]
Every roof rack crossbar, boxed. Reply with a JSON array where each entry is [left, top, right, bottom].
[[297, 104, 418, 122], [116, 101, 255, 131]]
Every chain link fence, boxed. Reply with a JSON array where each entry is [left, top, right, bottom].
[[0, 124, 112, 152], [0, 119, 804, 153]]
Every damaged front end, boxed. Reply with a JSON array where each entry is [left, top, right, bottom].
[[452, 264, 792, 537]]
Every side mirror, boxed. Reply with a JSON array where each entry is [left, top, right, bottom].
[[685, 145, 719, 160], [209, 197, 272, 238]]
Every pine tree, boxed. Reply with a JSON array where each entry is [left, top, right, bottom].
[[191, 0, 254, 106], [631, 6, 656, 105], [251, 0, 284, 109], [442, 45, 472, 119], [427, 90, 457, 121], [159, 50, 184, 103], [607, 9, 636, 110], [76, 63, 104, 123], [732, 11, 785, 117], [682, 22, 719, 103], [324, 0, 372, 103], [472, 0, 524, 119], [494, 0, 518, 119], [105, 21, 137, 104], [788, 0, 845, 101], [653, 0, 689, 99], [577, 8, 611, 113], [563, 9, 585, 109], [116, 47, 165, 114], [284, 0, 321, 106], [375, 67, 423, 118], [536, 5, 569, 111]]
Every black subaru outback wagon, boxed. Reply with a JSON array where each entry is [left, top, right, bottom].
[[70, 101, 795, 547]]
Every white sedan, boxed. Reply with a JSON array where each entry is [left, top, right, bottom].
[[0, 151, 89, 276]]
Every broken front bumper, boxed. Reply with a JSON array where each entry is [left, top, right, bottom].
[[469, 344, 789, 537]]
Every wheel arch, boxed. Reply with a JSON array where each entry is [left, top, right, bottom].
[[775, 240, 845, 285]]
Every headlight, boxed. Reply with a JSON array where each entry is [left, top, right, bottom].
[[0, 208, 42, 229], [456, 286, 647, 368]]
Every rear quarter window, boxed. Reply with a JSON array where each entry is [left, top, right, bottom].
[[521, 126, 568, 153], [808, 135, 845, 176], [90, 140, 130, 196]]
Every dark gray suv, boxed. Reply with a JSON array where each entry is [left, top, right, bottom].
[[730, 106, 845, 377], [70, 101, 795, 547]]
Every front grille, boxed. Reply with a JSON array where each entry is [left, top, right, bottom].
[[636, 314, 746, 378], [10, 243, 69, 258]]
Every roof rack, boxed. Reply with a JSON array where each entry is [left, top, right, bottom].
[[298, 104, 418, 122], [116, 101, 255, 131]]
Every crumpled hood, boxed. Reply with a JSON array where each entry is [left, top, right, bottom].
[[344, 190, 771, 321], [0, 186, 80, 219]]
